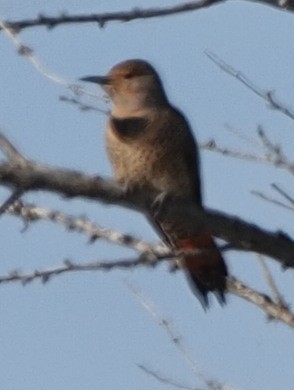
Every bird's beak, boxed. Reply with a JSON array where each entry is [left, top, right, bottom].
[[79, 75, 111, 85]]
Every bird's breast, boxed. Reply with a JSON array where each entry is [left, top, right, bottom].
[[106, 118, 195, 197], [106, 125, 158, 184]]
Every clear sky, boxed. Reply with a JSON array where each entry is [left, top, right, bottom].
[[0, 1, 293, 390]]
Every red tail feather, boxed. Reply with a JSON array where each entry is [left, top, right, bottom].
[[177, 235, 228, 308]]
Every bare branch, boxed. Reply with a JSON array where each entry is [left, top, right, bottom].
[[0, 1, 223, 33], [257, 255, 287, 306], [6, 201, 233, 260], [0, 249, 228, 287], [59, 95, 108, 115], [7, 200, 165, 255], [201, 139, 266, 162], [0, 21, 105, 106], [271, 183, 294, 206], [0, 257, 152, 286], [227, 278, 294, 328], [252, 181, 294, 211], [0, 252, 293, 328], [0, 133, 293, 269], [257, 127, 294, 173], [205, 51, 294, 121], [0, 21, 69, 88], [201, 132, 294, 175], [138, 364, 202, 390], [251, 190, 294, 212], [1, 0, 294, 34], [126, 282, 228, 390]]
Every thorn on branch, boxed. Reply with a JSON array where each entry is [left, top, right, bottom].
[[17, 44, 33, 57], [64, 259, 74, 269], [0, 133, 27, 165], [97, 18, 106, 28], [88, 234, 99, 243], [42, 273, 51, 284]]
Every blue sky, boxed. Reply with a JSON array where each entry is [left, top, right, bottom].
[[0, 1, 293, 389]]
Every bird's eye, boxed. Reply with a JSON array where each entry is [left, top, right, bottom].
[[124, 73, 133, 79]]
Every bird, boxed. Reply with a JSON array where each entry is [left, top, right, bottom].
[[80, 59, 228, 308]]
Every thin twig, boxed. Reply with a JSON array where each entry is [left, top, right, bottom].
[[271, 183, 294, 206], [257, 255, 287, 306], [0, 257, 153, 285], [0, 20, 105, 105], [256, 127, 294, 173], [138, 364, 202, 390], [257, 126, 280, 154], [205, 51, 294, 121], [7, 200, 166, 256], [0, 21, 69, 87], [201, 137, 294, 175], [0, 254, 293, 328], [59, 95, 108, 115], [224, 123, 259, 148], [227, 277, 294, 328], [126, 282, 228, 390], [6, 200, 235, 264], [251, 190, 294, 212], [201, 139, 266, 162]]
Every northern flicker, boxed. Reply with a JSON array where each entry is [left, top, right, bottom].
[[80, 59, 228, 308]]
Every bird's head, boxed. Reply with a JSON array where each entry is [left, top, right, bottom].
[[80, 59, 167, 117]]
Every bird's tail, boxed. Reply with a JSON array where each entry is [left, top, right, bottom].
[[177, 234, 228, 308]]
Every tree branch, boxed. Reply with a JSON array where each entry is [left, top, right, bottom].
[[126, 281, 230, 389], [205, 51, 294, 122], [0, 21, 105, 105], [0, 254, 293, 327], [138, 364, 201, 390], [0, 133, 293, 269], [201, 131, 294, 175], [1, 0, 294, 34], [0, 257, 150, 285], [0, 1, 223, 33], [227, 278, 294, 328], [251, 190, 294, 212], [271, 183, 294, 206], [257, 254, 287, 306], [7, 200, 166, 255]]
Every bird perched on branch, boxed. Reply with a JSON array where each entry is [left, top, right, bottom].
[[80, 59, 228, 308]]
